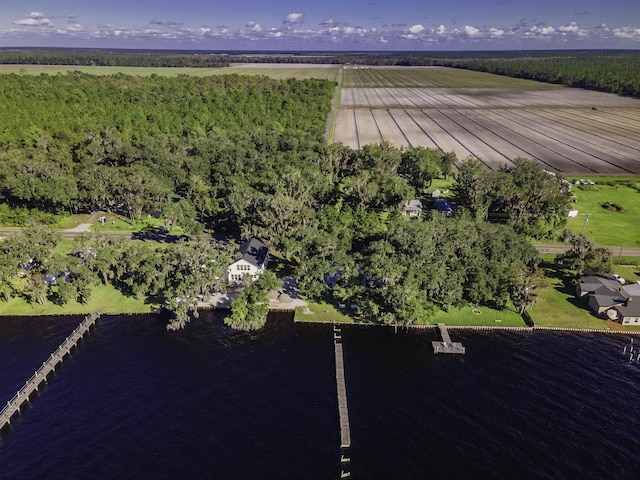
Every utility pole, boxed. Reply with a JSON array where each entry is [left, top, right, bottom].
[[581, 213, 591, 235]]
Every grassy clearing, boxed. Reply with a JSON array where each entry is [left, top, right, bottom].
[[566, 180, 640, 247], [0, 64, 340, 80], [426, 305, 526, 327], [224, 64, 340, 81], [294, 301, 353, 323], [294, 298, 524, 327], [0, 65, 233, 77], [0, 285, 151, 316], [342, 66, 562, 89], [528, 263, 609, 329]]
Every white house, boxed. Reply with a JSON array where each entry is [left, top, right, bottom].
[[227, 238, 269, 285], [402, 200, 423, 218]]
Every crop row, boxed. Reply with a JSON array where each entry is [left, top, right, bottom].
[[340, 87, 640, 109], [341, 66, 561, 89], [333, 107, 640, 174]]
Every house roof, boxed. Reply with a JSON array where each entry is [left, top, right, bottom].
[[614, 300, 640, 318], [590, 294, 626, 310], [621, 283, 640, 297], [579, 276, 622, 293], [404, 200, 423, 212], [238, 237, 268, 268], [434, 198, 458, 215]]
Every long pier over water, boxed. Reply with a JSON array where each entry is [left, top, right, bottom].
[[0, 312, 101, 434], [333, 324, 352, 478]]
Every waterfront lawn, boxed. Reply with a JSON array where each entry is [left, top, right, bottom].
[[566, 180, 640, 247], [294, 301, 353, 323], [528, 263, 608, 329], [0, 285, 151, 316], [426, 304, 526, 327]]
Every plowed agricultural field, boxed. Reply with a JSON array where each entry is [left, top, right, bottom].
[[333, 67, 640, 174]]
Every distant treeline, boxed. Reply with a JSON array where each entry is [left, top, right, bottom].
[[233, 50, 640, 97], [0, 50, 230, 68], [3, 48, 639, 96], [426, 53, 640, 97]]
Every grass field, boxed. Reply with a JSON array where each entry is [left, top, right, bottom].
[[342, 66, 562, 89], [528, 263, 609, 329], [0, 285, 151, 316], [294, 298, 526, 327], [566, 180, 640, 247], [0, 63, 341, 81]]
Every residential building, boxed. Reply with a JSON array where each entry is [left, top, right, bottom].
[[227, 238, 269, 285]]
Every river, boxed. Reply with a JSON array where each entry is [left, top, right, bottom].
[[1, 312, 640, 479]]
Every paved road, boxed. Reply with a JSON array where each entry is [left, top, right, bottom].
[[534, 244, 640, 256], [2, 228, 640, 256]]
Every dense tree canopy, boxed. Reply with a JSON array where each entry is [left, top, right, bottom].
[[0, 68, 564, 328]]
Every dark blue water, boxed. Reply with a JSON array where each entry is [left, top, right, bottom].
[[2, 314, 640, 479]]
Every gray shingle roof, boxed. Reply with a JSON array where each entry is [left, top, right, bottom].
[[239, 238, 268, 268]]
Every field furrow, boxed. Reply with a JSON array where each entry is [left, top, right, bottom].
[[412, 110, 476, 161], [451, 110, 533, 164], [370, 110, 411, 146], [333, 67, 640, 173], [333, 109, 360, 149], [526, 109, 640, 157], [485, 110, 634, 174], [355, 109, 383, 145], [429, 110, 513, 169], [459, 110, 584, 173], [503, 110, 640, 174], [388, 110, 440, 149]]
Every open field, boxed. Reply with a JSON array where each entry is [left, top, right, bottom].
[[0, 285, 151, 316], [342, 66, 562, 89], [334, 66, 640, 174], [225, 63, 340, 81], [0, 63, 341, 80], [566, 182, 640, 247]]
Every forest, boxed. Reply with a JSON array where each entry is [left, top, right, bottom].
[[0, 71, 577, 328]]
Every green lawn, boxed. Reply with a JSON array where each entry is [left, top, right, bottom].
[[294, 301, 353, 323], [0, 285, 151, 316], [342, 66, 563, 89], [528, 263, 609, 329], [0, 65, 233, 77], [295, 298, 525, 327], [0, 64, 341, 81], [566, 179, 640, 247], [426, 304, 526, 327]]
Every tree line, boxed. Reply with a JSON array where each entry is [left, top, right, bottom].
[[0, 50, 229, 68]]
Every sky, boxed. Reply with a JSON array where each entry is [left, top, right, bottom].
[[1, 0, 640, 51]]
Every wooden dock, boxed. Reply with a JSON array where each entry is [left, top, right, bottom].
[[0, 312, 101, 434], [334, 324, 351, 478], [432, 323, 466, 355]]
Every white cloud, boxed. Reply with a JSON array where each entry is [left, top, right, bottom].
[[612, 27, 640, 39], [559, 22, 579, 33], [489, 28, 504, 37], [380, 36, 388, 43], [246, 21, 262, 32], [283, 13, 304, 24], [529, 25, 556, 35], [408, 24, 425, 35], [434, 24, 447, 35], [14, 12, 52, 27], [464, 25, 480, 36]]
